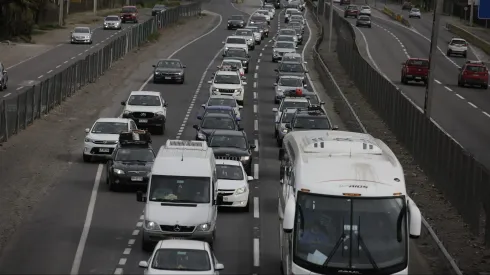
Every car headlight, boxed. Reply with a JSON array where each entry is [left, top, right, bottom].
[[113, 168, 125, 175], [235, 88, 242, 94], [155, 71, 161, 75], [84, 137, 94, 143], [235, 186, 248, 195], [212, 87, 219, 94], [197, 132, 206, 139], [242, 60, 248, 64], [240, 156, 250, 161], [282, 128, 289, 133], [144, 220, 160, 231], [155, 111, 165, 116], [224, 47, 229, 51], [123, 110, 131, 115], [196, 223, 211, 231]]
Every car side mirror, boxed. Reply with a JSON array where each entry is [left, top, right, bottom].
[[247, 54, 251, 58], [2, 70, 7, 74], [303, 84, 307, 87], [215, 263, 224, 270], [207, 80, 213, 84], [222, 54, 226, 57], [243, 82, 247, 85], [305, 69, 309, 73], [136, 191, 147, 202], [217, 65, 220, 68], [222, 41, 225, 44], [248, 176, 254, 181], [197, 115, 202, 120], [152, 65, 156, 67], [295, 46, 298, 49], [85, 128, 90, 133], [272, 108, 278, 112], [238, 105, 243, 109], [236, 117, 241, 121], [273, 83, 278, 86], [121, 101, 126, 106], [242, 76, 247, 80], [201, 104, 206, 108], [280, 179, 284, 185], [320, 101, 325, 105], [138, 261, 149, 268], [285, 123, 291, 129], [193, 125, 200, 130], [401, 62, 405, 65], [332, 125, 339, 130]]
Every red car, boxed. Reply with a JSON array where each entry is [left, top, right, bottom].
[[401, 58, 429, 85], [344, 5, 359, 18], [458, 60, 488, 89], [120, 6, 139, 23]]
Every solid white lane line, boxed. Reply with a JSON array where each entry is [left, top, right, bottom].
[[444, 86, 452, 91], [253, 238, 260, 266], [456, 94, 465, 100], [468, 102, 477, 108], [483, 111, 490, 118], [47, 70, 53, 74], [70, 165, 103, 275], [253, 197, 259, 218]]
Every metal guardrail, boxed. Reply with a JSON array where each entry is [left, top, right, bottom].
[[0, 3, 201, 144], [305, 1, 484, 274]]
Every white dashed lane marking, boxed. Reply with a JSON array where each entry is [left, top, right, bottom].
[[47, 70, 53, 74], [456, 94, 465, 100], [468, 102, 477, 108], [444, 86, 452, 91]]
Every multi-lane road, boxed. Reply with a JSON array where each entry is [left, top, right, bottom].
[[329, 2, 490, 168], [2, 10, 152, 97], [0, 0, 433, 274]]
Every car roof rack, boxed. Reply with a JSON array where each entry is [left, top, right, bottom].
[[283, 88, 310, 98], [119, 129, 152, 147]]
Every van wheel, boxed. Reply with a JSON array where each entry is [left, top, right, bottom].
[[446, 50, 451, 56]]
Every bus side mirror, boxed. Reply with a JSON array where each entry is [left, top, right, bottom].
[[283, 197, 295, 233], [408, 198, 422, 238], [279, 148, 284, 160]]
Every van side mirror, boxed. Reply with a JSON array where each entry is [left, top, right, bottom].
[[408, 197, 422, 238], [279, 179, 284, 185], [201, 104, 206, 108], [250, 143, 256, 149], [164, 102, 168, 107], [182, 65, 186, 68], [248, 176, 254, 181], [136, 191, 147, 202], [274, 69, 278, 72], [121, 101, 126, 106], [272, 108, 278, 112], [238, 127, 244, 131], [273, 83, 278, 86]]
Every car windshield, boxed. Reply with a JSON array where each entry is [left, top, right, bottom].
[[149, 175, 210, 203], [204, 109, 234, 117], [127, 95, 161, 106], [122, 7, 136, 13], [466, 65, 486, 72], [226, 49, 247, 57], [209, 135, 247, 149], [151, 249, 211, 271], [91, 122, 127, 134], [157, 60, 182, 68], [280, 63, 304, 72], [201, 117, 236, 130], [230, 15, 243, 20], [283, 56, 302, 62], [276, 42, 295, 49], [293, 192, 407, 270], [286, 9, 297, 15], [280, 101, 309, 111], [114, 148, 155, 162], [216, 164, 244, 180], [451, 40, 467, 46], [407, 59, 429, 67], [251, 16, 266, 21], [293, 117, 331, 129], [214, 74, 240, 84], [208, 97, 237, 107], [154, 4, 165, 9], [105, 16, 119, 21], [223, 60, 241, 68], [281, 112, 295, 123], [361, 6, 370, 9], [280, 30, 296, 36], [279, 78, 303, 86], [74, 27, 90, 33], [359, 16, 370, 21], [236, 30, 252, 36], [278, 36, 294, 42], [227, 38, 246, 44], [411, 8, 420, 12]]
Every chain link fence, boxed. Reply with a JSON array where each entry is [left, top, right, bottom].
[[0, 2, 201, 144], [307, 0, 490, 247]]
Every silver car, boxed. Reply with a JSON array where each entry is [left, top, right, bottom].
[[272, 41, 297, 62], [235, 29, 255, 50], [281, 52, 303, 63], [103, 15, 122, 30], [70, 27, 92, 44], [244, 26, 262, 44], [275, 35, 297, 47], [275, 108, 297, 146], [274, 75, 305, 103]]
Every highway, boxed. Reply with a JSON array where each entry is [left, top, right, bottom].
[[0, 0, 432, 274], [330, 3, 490, 167], [3, 10, 152, 96]]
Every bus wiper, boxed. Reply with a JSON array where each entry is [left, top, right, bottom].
[[322, 233, 346, 267], [357, 234, 379, 270]]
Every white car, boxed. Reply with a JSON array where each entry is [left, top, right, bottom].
[[273, 97, 310, 124], [83, 118, 137, 162], [447, 38, 468, 57], [222, 36, 248, 54], [408, 8, 421, 18], [234, 29, 255, 50], [215, 159, 253, 210], [121, 91, 168, 135], [208, 70, 247, 105], [274, 75, 306, 103], [103, 15, 122, 30], [201, 95, 243, 120], [359, 6, 371, 16], [243, 26, 262, 44], [70, 26, 92, 44], [256, 10, 271, 22], [285, 8, 300, 23], [263, 4, 276, 17], [138, 239, 224, 274], [218, 58, 246, 76]]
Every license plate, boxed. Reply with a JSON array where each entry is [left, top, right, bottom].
[[474, 74, 480, 76], [139, 119, 148, 123], [165, 77, 171, 79], [415, 77, 421, 79], [223, 196, 229, 202], [99, 148, 109, 153], [131, 176, 143, 181]]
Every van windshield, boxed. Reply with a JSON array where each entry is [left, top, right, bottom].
[[149, 175, 210, 203]]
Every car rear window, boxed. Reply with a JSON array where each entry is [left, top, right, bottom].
[[122, 7, 137, 13], [451, 40, 467, 46], [466, 65, 486, 73], [408, 60, 429, 67]]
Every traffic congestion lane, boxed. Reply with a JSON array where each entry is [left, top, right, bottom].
[[4, 11, 151, 93], [0, 11, 223, 275]]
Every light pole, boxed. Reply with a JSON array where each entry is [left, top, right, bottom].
[[58, 0, 64, 26], [328, 0, 333, 52], [424, 0, 444, 118]]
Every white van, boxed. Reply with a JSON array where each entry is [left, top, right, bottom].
[[136, 140, 218, 251]]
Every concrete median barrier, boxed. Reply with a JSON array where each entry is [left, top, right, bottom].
[[446, 22, 490, 56], [382, 6, 411, 27]]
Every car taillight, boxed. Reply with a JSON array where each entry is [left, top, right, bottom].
[[463, 71, 469, 75], [240, 71, 244, 76]]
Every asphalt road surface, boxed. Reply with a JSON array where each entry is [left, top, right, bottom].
[[0, 0, 433, 274], [4, 10, 152, 96], [330, 3, 490, 168]]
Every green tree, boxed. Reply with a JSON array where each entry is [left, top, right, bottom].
[[0, 0, 47, 40]]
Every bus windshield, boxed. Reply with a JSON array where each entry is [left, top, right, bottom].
[[293, 191, 407, 272]]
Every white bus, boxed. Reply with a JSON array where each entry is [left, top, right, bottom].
[[278, 130, 422, 275]]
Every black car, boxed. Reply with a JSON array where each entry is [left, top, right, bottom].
[[207, 130, 255, 175], [228, 15, 245, 30], [193, 113, 242, 141], [275, 61, 308, 84], [152, 59, 186, 84], [151, 4, 166, 16], [286, 105, 337, 133], [222, 48, 251, 73], [106, 130, 156, 191]]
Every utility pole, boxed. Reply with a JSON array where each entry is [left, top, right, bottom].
[[328, 0, 333, 52], [58, 0, 64, 26], [424, 0, 443, 117], [469, 0, 474, 27], [93, 0, 97, 15]]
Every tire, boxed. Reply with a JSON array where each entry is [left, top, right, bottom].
[[463, 52, 467, 58], [179, 77, 185, 84], [2, 80, 5, 90], [458, 80, 463, 87], [277, 138, 283, 147], [401, 76, 406, 84], [83, 154, 91, 163], [109, 180, 119, 192], [153, 78, 158, 84], [0, 82, 3, 91], [242, 198, 250, 212], [483, 84, 488, 89], [368, 25, 372, 28], [142, 236, 153, 252], [161, 122, 166, 135], [245, 68, 249, 73], [446, 50, 451, 57]]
